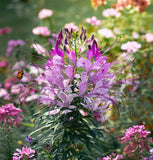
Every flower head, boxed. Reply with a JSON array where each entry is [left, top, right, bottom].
[[101, 153, 124, 160], [32, 26, 51, 36], [0, 27, 11, 35], [85, 16, 101, 26], [34, 28, 125, 123], [91, 0, 107, 10], [13, 147, 35, 160], [38, 8, 53, 19], [65, 23, 79, 32], [121, 41, 141, 53], [98, 28, 115, 38], [0, 103, 23, 127], [121, 125, 153, 157], [31, 43, 47, 56], [145, 33, 153, 43], [102, 8, 121, 17]]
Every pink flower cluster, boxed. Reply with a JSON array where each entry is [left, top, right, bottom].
[[65, 22, 79, 32], [102, 8, 121, 18], [38, 8, 53, 19], [132, 32, 139, 39], [32, 26, 51, 36], [31, 43, 47, 56], [0, 103, 23, 127], [99, 153, 124, 160], [85, 16, 101, 26], [145, 33, 153, 43], [0, 60, 9, 69], [98, 28, 114, 38], [7, 39, 25, 57], [121, 125, 153, 157], [13, 147, 35, 160], [0, 27, 11, 35], [121, 125, 151, 144], [121, 41, 141, 53]]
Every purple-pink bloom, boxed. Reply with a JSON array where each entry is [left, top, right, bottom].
[[100, 153, 124, 160], [121, 125, 151, 144], [121, 41, 141, 53], [0, 60, 9, 68], [13, 147, 35, 160], [121, 125, 153, 156], [34, 28, 126, 123], [32, 26, 51, 36], [38, 8, 53, 19], [0, 103, 23, 127], [0, 27, 11, 35]]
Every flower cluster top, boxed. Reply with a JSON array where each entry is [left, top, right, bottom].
[[121, 125, 151, 144], [34, 27, 120, 121]]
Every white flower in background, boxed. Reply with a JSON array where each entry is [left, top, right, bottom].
[[121, 41, 141, 53], [98, 28, 115, 38]]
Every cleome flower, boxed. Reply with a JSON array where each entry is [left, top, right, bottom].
[[32, 27, 126, 123], [0, 103, 23, 127], [13, 146, 35, 160], [121, 125, 153, 157]]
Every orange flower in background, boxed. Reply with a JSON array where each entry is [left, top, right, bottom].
[[116, 0, 151, 12], [91, 0, 107, 10], [133, 0, 151, 12], [116, 0, 132, 11]]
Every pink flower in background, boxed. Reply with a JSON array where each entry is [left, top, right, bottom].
[[38, 8, 53, 19], [65, 23, 79, 32], [132, 32, 139, 39], [32, 26, 51, 36], [121, 41, 141, 53], [0, 103, 23, 127], [4, 27, 11, 33], [100, 153, 124, 160], [4, 77, 17, 89], [0, 27, 11, 35], [85, 16, 101, 26], [121, 125, 153, 157], [145, 33, 153, 43], [13, 147, 35, 160], [0, 88, 9, 98], [7, 39, 25, 57], [102, 8, 121, 17], [31, 43, 47, 56], [0, 60, 9, 69], [98, 28, 114, 38]]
